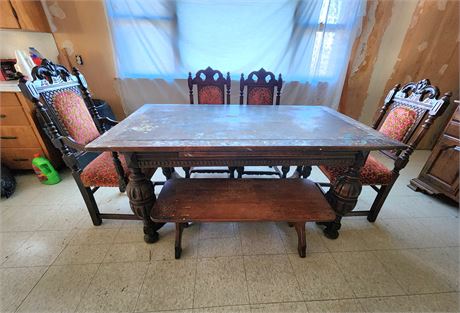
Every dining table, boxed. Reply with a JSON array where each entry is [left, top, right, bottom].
[[85, 104, 406, 243]]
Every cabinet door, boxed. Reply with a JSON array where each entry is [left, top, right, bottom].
[[0, 1, 20, 29], [419, 135, 459, 198], [10, 0, 50, 32]]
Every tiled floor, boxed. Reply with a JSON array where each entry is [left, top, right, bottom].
[[0, 151, 458, 313]]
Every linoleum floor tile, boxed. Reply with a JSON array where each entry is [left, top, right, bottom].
[[16, 264, 98, 313], [0, 266, 47, 313], [194, 256, 249, 308], [331, 251, 405, 298], [136, 259, 196, 312], [244, 254, 302, 304], [76, 262, 148, 313], [288, 253, 355, 301]]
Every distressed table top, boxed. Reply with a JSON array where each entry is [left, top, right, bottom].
[[86, 104, 406, 152]]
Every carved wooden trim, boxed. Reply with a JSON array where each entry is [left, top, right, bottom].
[[134, 158, 354, 168]]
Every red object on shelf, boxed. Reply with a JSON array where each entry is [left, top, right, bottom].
[[0, 59, 18, 81]]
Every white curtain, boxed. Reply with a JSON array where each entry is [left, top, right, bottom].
[[105, 0, 365, 114]]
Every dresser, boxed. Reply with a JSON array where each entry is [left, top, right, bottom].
[[0, 90, 61, 170], [409, 103, 459, 202]]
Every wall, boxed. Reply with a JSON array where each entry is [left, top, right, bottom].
[[340, 0, 459, 149], [44, 0, 125, 119], [44, 0, 459, 149], [0, 30, 59, 62], [378, 0, 459, 148]]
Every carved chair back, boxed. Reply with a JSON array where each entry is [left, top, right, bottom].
[[18, 59, 104, 170], [373, 79, 451, 167], [239, 68, 283, 105], [188, 67, 231, 104]]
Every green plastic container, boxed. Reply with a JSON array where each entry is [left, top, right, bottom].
[[32, 154, 61, 185]]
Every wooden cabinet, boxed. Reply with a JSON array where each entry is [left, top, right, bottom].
[[0, 1, 20, 29], [0, 92, 61, 170], [409, 105, 460, 202], [0, 0, 50, 32]]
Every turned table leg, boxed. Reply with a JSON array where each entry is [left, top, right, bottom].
[[323, 153, 365, 239], [126, 167, 165, 243]]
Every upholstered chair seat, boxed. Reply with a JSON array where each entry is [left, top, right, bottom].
[[81, 152, 130, 187], [320, 106, 416, 186], [316, 79, 451, 223], [320, 155, 393, 185]]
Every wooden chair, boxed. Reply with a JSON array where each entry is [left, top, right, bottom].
[[188, 66, 231, 104], [240, 68, 282, 105], [238, 68, 302, 178], [18, 59, 140, 226], [318, 79, 452, 222], [183, 67, 234, 178]]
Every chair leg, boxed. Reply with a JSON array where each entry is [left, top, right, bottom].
[[111, 151, 127, 193], [237, 167, 244, 178], [229, 167, 236, 178], [183, 167, 191, 178], [162, 167, 175, 180], [73, 173, 102, 226], [367, 184, 393, 222], [281, 166, 290, 178], [302, 166, 312, 178], [290, 166, 311, 179], [175, 223, 186, 259], [294, 222, 306, 258]]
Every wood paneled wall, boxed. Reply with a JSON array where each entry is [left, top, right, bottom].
[[378, 0, 459, 148], [338, 0, 394, 119], [340, 0, 459, 149], [46, 0, 125, 119]]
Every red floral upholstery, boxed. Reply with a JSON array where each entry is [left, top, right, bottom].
[[81, 152, 130, 187], [198, 85, 224, 104], [53, 90, 100, 145], [248, 87, 274, 105], [379, 106, 417, 141], [320, 155, 393, 185]]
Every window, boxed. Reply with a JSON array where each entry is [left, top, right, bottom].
[[106, 0, 363, 82]]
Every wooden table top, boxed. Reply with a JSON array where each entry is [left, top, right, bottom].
[[86, 104, 406, 152]]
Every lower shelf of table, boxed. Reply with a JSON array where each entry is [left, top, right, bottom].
[[151, 178, 336, 223]]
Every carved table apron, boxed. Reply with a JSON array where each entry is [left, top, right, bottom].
[[86, 104, 406, 243]]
